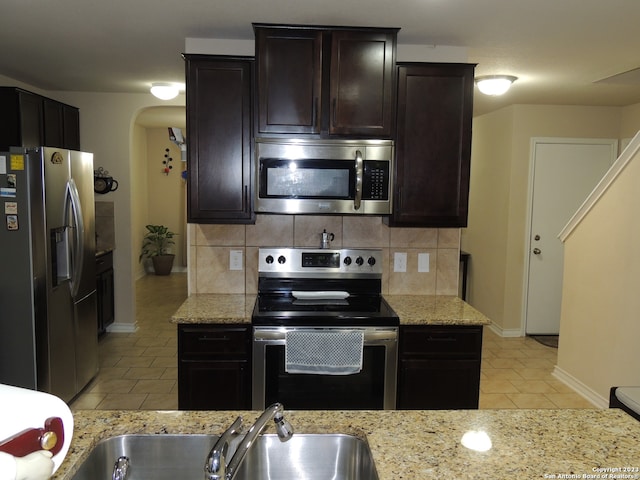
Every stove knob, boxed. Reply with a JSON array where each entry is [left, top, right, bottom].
[[265, 255, 274, 264], [278, 255, 286, 265], [343, 256, 352, 266], [368, 256, 376, 266], [355, 256, 364, 266]]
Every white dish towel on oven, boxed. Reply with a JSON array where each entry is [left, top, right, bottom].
[[285, 330, 364, 375]]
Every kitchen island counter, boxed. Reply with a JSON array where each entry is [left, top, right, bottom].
[[171, 294, 255, 324], [55, 408, 639, 479], [170, 294, 491, 326], [385, 294, 491, 326]]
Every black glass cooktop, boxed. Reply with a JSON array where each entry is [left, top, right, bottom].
[[252, 294, 399, 327]]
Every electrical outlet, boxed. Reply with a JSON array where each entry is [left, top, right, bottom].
[[418, 253, 430, 272], [394, 252, 407, 272], [229, 250, 243, 271]]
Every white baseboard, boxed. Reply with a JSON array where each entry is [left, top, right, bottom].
[[552, 366, 608, 409], [106, 322, 138, 334], [138, 267, 188, 279], [487, 323, 523, 338]]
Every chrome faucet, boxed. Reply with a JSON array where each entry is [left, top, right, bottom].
[[204, 403, 294, 480]]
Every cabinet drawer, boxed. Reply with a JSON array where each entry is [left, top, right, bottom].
[[179, 326, 250, 356], [400, 326, 482, 358], [95, 251, 113, 275]]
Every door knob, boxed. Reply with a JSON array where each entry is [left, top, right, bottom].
[[533, 248, 541, 255]]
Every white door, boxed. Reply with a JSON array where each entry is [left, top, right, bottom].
[[525, 138, 617, 335]]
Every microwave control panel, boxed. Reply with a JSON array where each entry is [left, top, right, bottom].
[[363, 161, 390, 200]]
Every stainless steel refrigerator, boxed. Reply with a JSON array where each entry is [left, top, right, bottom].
[[0, 146, 98, 402]]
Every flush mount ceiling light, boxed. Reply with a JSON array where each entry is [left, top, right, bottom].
[[150, 83, 179, 100], [475, 75, 518, 96]]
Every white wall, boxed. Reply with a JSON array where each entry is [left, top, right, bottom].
[[58, 92, 185, 330], [144, 127, 187, 273], [463, 104, 625, 334], [556, 137, 640, 405]]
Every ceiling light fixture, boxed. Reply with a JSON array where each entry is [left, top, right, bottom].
[[150, 83, 179, 100], [475, 75, 518, 96]]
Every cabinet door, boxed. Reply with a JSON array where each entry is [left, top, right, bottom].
[[178, 325, 251, 410], [329, 31, 396, 136], [44, 100, 80, 149], [63, 105, 81, 150], [185, 55, 254, 223], [43, 99, 64, 148], [390, 63, 474, 227], [0, 88, 43, 149], [178, 359, 250, 410], [18, 91, 44, 148], [99, 268, 114, 332], [398, 358, 480, 409], [256, 28, 322, 134], [398, 325, 482, 409]]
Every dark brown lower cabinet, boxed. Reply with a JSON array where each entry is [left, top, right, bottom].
[[96, 251, 114, 336], [398, 325, 482, 409], [178, 325, 251, 410]]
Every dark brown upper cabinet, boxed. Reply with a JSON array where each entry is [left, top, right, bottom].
[[43, 98, 80, 150], [184, 55, 254, 224], [0, 87, 80, 151], [387, 63, 475, 228], [255, 27, 322, 134], [254, 24, 398, 137]]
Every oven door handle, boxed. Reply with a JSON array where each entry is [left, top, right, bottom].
[[354, 150, 363, 210], [253, 328, 397, 343]]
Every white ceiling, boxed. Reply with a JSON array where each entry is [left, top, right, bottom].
[[2, 0, 640, 116]]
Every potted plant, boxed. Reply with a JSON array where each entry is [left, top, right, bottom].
[[139, 224, 176, 275]]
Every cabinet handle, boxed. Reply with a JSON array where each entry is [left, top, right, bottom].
[[198, 336, 231, 342], [243, 185, 248, 213], [332, 98, 337, 127], [427, 336, 457, 342], [312, 97, 318, 128]]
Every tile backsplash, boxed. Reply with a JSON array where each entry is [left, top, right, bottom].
[[188, 215, 460, 296], [95, 201, 115, 252]]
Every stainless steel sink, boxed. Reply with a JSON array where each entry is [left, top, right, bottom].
[[70, 433, 379, 480]]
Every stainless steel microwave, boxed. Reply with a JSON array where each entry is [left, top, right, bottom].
[[255, 138, 394, 215]]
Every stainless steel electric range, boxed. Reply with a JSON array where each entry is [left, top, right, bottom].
[[251, 248, 399, 410]]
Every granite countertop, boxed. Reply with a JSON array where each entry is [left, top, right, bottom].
[[384, 295, 491, 326], [54, 409, 640, 479], [171, 294, 255, 324], [171, 294, 491, 326]]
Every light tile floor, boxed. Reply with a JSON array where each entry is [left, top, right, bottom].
[[70, 273, 595, 411], [480, 330, 594, 409]]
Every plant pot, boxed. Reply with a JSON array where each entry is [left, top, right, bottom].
[[151, 254, 175, 276]]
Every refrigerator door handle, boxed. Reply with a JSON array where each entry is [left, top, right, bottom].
[[66, 179, 85, 298]]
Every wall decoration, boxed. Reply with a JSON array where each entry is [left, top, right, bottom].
[[163, 148, 173, 175], [94, 167, 119, 194]]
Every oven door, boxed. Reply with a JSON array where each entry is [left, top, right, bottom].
[[252, 327, 398, 410]]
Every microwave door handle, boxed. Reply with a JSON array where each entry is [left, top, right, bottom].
[[354, 150, 363, 210]]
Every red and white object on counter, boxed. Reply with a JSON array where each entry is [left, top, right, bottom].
[[0, 384, 73, 478]]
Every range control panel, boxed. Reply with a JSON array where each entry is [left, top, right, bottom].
[[258, 248, 383, 277]]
